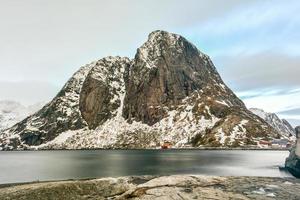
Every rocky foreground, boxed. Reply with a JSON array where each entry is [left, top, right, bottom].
[[0, 175, 299, 200]]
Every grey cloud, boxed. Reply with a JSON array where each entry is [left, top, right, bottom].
[[282, 118, 300, 128], [0, 0, 290, 108], [0, 81, 59, 105], [277, 108, 300, 127], [278, 108, 300, 115], [214, 52, 300, 92], [0, 0, 256, 85]]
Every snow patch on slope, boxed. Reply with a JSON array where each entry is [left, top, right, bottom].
[[32, 95, 221, 149], [216, 120, 248, 146]]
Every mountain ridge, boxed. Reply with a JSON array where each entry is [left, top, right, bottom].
[[249, 108, 295, 138], [0, 100, 43, 133]]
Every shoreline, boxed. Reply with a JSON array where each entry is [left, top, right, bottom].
[[1, 147, 291, 152], [0, 175, 299, 199], [0, 174, 295, 189]]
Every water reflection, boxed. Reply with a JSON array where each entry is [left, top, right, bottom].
[[0, 150, 292, 184]]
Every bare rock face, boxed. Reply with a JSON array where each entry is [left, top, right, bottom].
[[296, 126, 300, 138], [285, 126, 300, 178], [296, 126, 300, 157], [123, 31, 243, 125], [79, 57, 131, 129], [0, 30, 281, 150], [285, 148, 300, 178]]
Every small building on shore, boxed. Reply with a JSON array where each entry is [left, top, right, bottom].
[[271, 139, 291, 148], [161, 141, 172, 149], [258, 140, 271, 148]]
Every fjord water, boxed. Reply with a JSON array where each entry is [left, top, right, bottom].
[[0, 150, 292, 184]]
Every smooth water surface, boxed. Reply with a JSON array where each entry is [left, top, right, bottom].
[[0, 150, 292, 184]]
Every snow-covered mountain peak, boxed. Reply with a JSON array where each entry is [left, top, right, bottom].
[[137, 30, 208, 70], [0, 101, 26, 114], [0, 31, 282, 150], [249, 108, 295, 138], [0, 100, 43, 133]]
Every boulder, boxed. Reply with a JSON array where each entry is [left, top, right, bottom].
[[285, 126, 300, 178]]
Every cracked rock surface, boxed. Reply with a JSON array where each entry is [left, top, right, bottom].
[[0, 175, 299, 200]]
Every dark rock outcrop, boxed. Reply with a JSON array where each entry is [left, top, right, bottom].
[[286, 126, 300, 178], [79, 57, 131, 129], [123, 31, 241, 125]]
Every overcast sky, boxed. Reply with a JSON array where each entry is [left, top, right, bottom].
[[0, 0, 299, 126]]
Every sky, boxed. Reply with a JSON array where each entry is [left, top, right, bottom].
[[0, 0, 299, 126]]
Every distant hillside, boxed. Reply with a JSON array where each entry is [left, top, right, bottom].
[[0, 101, 42, 132], [249, 108, 295, 138]]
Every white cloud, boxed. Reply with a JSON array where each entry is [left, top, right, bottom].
[[241, 91, 300, 113], [0, 0, 255, 104], [183, 0, 300, 57], [214, 53, 300, 92], [0, 81, 59, 106], [238, 89, 300, 127]]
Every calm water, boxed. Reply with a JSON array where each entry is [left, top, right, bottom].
[[0, 150, 293, 184]]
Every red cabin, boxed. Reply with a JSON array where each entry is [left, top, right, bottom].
[[161, 142, 172, 149]]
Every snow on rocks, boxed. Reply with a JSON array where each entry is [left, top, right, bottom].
[[0, 60, 95, 149], [33, 94, 221, 149], [215, 120, 248, 146], [0, 101, 43, 132], [0, 30, 281, 150], [250, 108, 295, 138]]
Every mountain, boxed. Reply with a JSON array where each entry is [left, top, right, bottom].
[[0, 30, 280, 150], [0, 101, 42, 133], [249, 108, 295, 138]]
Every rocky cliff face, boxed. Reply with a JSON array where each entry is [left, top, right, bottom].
[[296, 126, 300, 156], [250, 108, 295, 138], [0, 30, 280, 150], [285, 126, 300, 178], [123, 31, 244, 125], [79, 57, 131, 129]]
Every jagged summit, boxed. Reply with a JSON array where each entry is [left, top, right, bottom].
[[0, 30, 281, 150], [124, 30, 244, 125], [250, 108, 295, 138], [137, 30, 209, 69]]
